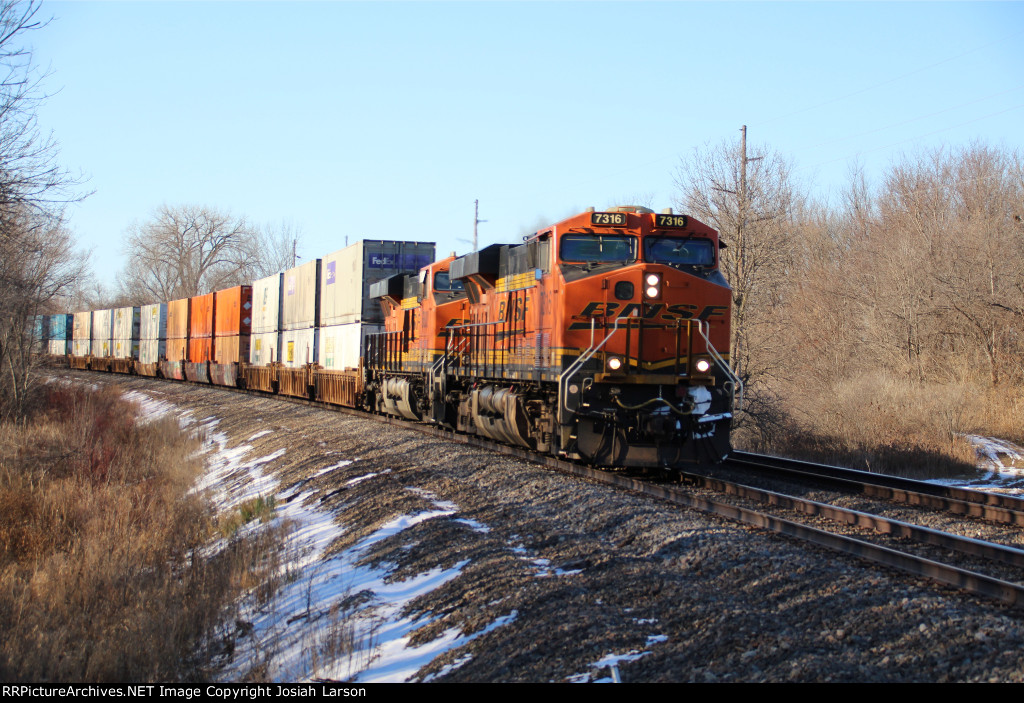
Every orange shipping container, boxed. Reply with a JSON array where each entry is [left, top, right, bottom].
[[166, 338, 188, 362], [214, 335, 250, 364], [190, 293, 215, 338], [189, 337, 213, 363], [167, 298, 191, 340], [215, 286, 253, 337]]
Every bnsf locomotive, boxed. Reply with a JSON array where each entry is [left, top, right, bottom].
[[50, 205, 738, 469], [366, 205, 737, 467]]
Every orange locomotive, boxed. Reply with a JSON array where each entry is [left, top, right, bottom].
[[367, 205, 739, 468]]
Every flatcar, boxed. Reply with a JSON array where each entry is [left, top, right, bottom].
[[55, 205, 738, 469]]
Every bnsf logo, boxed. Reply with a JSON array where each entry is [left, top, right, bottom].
[[568, 301, 727, 330]]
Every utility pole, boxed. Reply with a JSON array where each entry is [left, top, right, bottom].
[[473, 199, 487, 252], [739, 124, 763, 229]]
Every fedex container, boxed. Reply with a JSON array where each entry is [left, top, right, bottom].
[[281, 259, 321, 331], [320, 241, 436, 327], [250, 332, 279, 365], [112, 306, 141, 359], [252, 273, 283, 335], [167, 298, 190, 340], [214, 286, 252, 337], [91, 309, 113, 358], [72, 312, 91, 357], [280, 328, 318, 368], [189, 292, 215, 339]]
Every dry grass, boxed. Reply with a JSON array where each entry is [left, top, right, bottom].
[[0, 384, 282, 682], [741, 374, 1012, 479]]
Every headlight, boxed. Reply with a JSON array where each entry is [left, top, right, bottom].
[[644, 272, 661, 299], [607, 357, 623, 371], [695, 358, 711, 373]]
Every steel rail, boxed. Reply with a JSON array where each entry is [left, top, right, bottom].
[[728, 451, 1024, 526]]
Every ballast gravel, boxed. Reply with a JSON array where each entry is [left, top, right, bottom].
[[77, 373, 1024, 682]]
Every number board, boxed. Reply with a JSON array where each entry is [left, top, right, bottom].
[[655, 214, 689, 228], [590, 212, 628, 227]]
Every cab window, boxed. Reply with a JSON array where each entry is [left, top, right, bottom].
[[433, 271, 464, 292], [644, 237, 715, 266], [560, 234, 637, 263]]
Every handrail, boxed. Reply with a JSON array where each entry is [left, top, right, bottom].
[[557, 317, 626, 425], [695, 320, 743, 411]]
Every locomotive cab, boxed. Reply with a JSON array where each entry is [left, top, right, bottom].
[[553, 206, 738, 466]]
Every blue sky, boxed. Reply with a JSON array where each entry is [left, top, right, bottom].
[[29, 1, 1024, 284]]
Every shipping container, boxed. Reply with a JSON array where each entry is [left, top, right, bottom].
[[112, 306, 141, 359], [215, 286, 253, 336], [318, 323, 382, 371], [252, 273, 283, 335], [214, 335, 250, 365], [47, 339, 67, 355], [281, 259, 321, 331], [166, 338, 188, 363], [49, 314, 71, 342], [167, 298, 190, 340], [112, 306, 140, 341], [188, 337, 213, 363], [139, 338, 166, 365], [91, 309, 113, 358], [72, 312, 91, 357], [280, 328, 318, 368], [140, 303, 167, 341], [190, 292, 215, 339], [32, 315, 49, 342], [320, 241, 436, 327], [249, 332, 280, 366]]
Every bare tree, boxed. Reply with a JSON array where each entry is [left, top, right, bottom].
[[0, 1, 89, 419], [0, 210, 84, 417], [117, 204, 261, 302], [673, 129, 801, 439], [251, 219, 302, 278], [117, 206, 305, 304]]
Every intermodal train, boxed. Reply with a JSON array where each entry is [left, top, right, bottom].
[[41, 205, 739, 468]]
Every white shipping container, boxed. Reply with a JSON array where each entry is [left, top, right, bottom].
[[91, 309, 113, 357], [140, 303, 167, 341], [113, 306, 141, 343], [279, 328, 318, 368], [139, 338, 165, 365], [318, 323, 380, 371], [91, 309, 112, 341], [252, 273, 282, 335], [320, 241, 435, 327], [72, 311, 91, 345], [249, 332, 280, 366], [281, 259, 321, 331], [112, 339, 139, 360], [48, 339, 67, 356]]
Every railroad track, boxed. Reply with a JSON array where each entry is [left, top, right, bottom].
[[64, 368, 1024, 610]]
